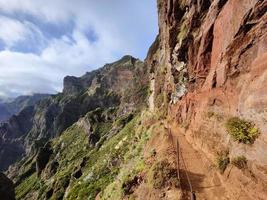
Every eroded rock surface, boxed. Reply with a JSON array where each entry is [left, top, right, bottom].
[[147, 0, 267, 198]]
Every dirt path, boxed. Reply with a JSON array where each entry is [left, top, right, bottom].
[[170, 124, 227, 200]]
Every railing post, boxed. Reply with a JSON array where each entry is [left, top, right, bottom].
[[176, 139, 180, 180], [191, 191, 196, 200]]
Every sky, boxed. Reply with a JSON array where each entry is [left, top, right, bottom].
[[0, 0, 158, 98]]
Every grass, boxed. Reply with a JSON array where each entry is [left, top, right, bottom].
[[177, 22, 189, 44], [148, 160, 178, 189], [66, 115, 141, 200], [225, 117, 260, 144], [114, 113, 134, 128], [93, 122, 112, 137], [15, 109, 154, 200], [206, 111, 223, 121], [52, 125, 89, 169], [231, 156, 247, 169], [216, 151, 230, 173], [15, 173, 38, 200], [99, 112, 153, 200]]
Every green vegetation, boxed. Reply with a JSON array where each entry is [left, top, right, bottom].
[[11, 55, 153, 200], [225, 117, 260, 144], [64, 114, 151, 200], [16, 173, 39, 199], [14, 107, 169, 200], [99, 114, 152, 200], [136, 85, 150, 100], [206, 111, 223, 121], [231, 156, 247, 169], [52, 125, 88, 168], [15, 110, 147, 200], [177, 22, 189, 44], [216, 151, 230, 173], [148, 160, 178, 189], [113, 113, 134, 128]]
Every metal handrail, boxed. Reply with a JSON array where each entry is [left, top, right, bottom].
[[179, 140, 193, 196], [169, 128, 196, 200], [176, 139, 180, 180]]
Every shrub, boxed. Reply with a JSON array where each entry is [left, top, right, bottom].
[[225, 117, 260, 144], [149, 160, 178, 189], [231, 156, 247, 169], [206, 111, 223, 121], [216, 151, 230, 173]]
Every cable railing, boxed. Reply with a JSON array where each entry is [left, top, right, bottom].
[[169, 128, 196, 200]]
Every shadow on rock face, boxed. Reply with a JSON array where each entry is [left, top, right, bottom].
[[0, 172, 15, 200]]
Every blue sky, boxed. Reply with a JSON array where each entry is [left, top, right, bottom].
[[0, 0, 158, 98]]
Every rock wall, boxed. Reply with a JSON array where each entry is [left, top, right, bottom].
[[147, 0, 267, 198]]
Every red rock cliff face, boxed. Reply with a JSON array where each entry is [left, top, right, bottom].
[[147, 0, 267, 198]]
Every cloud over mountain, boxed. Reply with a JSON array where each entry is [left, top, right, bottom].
[[0, 0, 158, 97]]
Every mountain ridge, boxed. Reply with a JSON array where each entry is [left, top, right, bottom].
[[0, 94, 50, 122], [0, 55, 148, 172], [1, 1, 267, 199]]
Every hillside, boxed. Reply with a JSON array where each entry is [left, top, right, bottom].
[[3, 55, 165, 199], [1, 0, 267, 200]]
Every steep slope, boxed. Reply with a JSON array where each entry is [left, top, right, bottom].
[[0, 94, 50, 122], [5, 55, 169, 199], [0, 103, 11, 122], [0, 106, 36, 171], [0, 56, 148, 172], [2, 1, 267, 199], [10, 54, 182, 200], [147, 0, 267, 199], [0, 172, 15, 200], [0, 94, 50, 171]]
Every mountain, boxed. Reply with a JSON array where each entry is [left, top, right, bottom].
[[3, 55, 157, 200], [2, 1, 267, 200], [145, 0, 267, 199], [1, 55, 148, 168], [0, 103, 11, 122], [0, 94, 50, 122]]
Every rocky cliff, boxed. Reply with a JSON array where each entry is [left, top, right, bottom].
[[0, 94, 50, 122], [1, 1, 267, 199], [147, 0, 267, 199], [4, 55, 161, 200], [0, 56, 148, 172]]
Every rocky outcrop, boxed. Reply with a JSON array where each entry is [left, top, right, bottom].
[[4, 1, 266, 199], [5, 55, 148, 181], [25, 55, 147, 147], [0, 106, 35, 171], [36, 142, 53, 175], [147, 0, 267, 198], [0, 94, 50, 171], [9, 55, 150, 200], [0, 55, 148, 173], [0, 94, 50, 122], [0, 173, 15, 200]]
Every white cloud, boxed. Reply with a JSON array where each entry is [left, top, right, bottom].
[[0, 0, 158, 97], [0, 16, 30, 47], [0, 16, 47, 50], [0, 29, 122, 97]]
